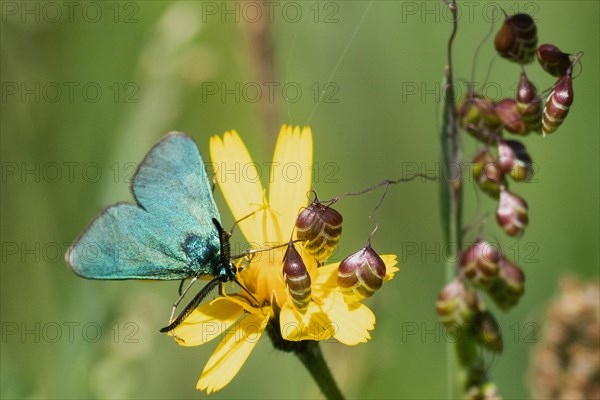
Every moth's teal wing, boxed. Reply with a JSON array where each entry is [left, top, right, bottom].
[[66, 203, 194, 279], [131, 132, 220, 227], [66, 132, 221, 280]]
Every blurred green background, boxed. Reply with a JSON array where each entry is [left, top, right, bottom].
[[1, 1, 598, 398]]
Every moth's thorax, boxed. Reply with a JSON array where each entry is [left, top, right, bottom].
[[181, 233, 222, 275]]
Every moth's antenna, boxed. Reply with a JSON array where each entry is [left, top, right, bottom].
[[163, 276, 200, 336]]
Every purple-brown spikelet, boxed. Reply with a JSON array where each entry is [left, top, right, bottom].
[[473, 310, 504, 353], [473, 150, 507, 198], [495, 13, 538, 64], [436, 278, 480, 337], [495, 98, 528, 135], [496, 188, 529, 237], [537, 44, 571, 77], [516, 72, 543, 133], [460, 241, 501, 289], [497, 140, 533, 182], [337, 244, 386, 301], [458, 94, 502, 141], [487, 258, 525, 310], [296, 199, 343, 262], [283, 241, 312, 313], [543, 72, 574, 135]]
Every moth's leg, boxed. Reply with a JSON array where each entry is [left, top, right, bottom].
[[228, 208, 264, 236], [168, 276, 198, 325], [177, 278, 187, 296], [211, 176, 217, 193], [160, 276, 225, 333]]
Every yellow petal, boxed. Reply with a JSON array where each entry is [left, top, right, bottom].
[[210, 131, 265, 244], [281, 288, 379, 345], [268, 125, 313, 242], [197, 312, 271, 394], [279, 300, 336, 342], [384, 266, 400, 283], [325, 291, 376, 345], [255, 199, 283, 245], [312, 262, 339, 291], [239, 247, 289, 306], [381, 254, 399, 283], [219, 293, 265, 316], [172, 297, 244, 347]]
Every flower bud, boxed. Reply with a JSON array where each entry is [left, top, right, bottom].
[[496, 188, 529, 236], [488, 258, 525, 311], [460, 241, 501, 289], [337, 244, 386, 301], [296, 199, 343, 263], [537, 44, 571, 77], [458, 95, 501, 141], [497, 140, 533, 181], [494, 13, 537, 64], [473, 150, 507, 198], [436, 279, 480, 337], [283, 241, 312, 313], [495, 99, 528, 135], [543, 72, 574, 135], [516, 72, 543, 133], [473, 310, 504, 353]]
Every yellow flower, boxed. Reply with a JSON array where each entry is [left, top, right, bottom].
[[172, 125, 399, 394]]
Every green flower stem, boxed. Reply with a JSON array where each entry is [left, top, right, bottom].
[[267, 319, 344, 400], [294, 341, 345, 400]]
